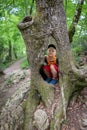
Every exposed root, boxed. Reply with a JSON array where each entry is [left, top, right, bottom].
[[35, 83, 60, 121]]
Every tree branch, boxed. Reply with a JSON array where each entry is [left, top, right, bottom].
[[68, 0, 84, 43], [17, 16, 34, 30], [70, 64, 87, 85]]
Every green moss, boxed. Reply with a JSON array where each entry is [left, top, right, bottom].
[[50, 112, 63, 130], [50, 100, 63, 130], [24, 89, 39, 130], [62, 118, 68, 124], [37, 82, 54, 107], [50, 120, 55, 130]]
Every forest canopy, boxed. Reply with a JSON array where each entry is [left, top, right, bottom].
[[0, 0, 87, 68]]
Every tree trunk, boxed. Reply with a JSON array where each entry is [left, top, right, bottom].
[[24, 0, 28, 16], [8, 40, 12, 61], [13, 46, 18, 59], [0, 0, 87, 130], [29, 0, 35, 15]]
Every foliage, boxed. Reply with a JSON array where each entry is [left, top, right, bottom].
[[64, 0, 87, 60], [0, 0, 36, 67], [0, 0, 87, 67], [20, 58, 29, 69]]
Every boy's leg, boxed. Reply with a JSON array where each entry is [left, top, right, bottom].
[[43, 65, 53, 83], [43, 65, 52, 78], [43, 65, 59, 84], [50, 64, 58, 79], [49, 79, 58, 84]]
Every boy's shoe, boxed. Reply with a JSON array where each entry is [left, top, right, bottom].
[[45, 78, 52, 83], [49, 79, 58, 85]]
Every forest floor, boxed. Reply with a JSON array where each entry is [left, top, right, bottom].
[[0, 58, 31, 113], [61, 87, 87, 130], [0, 59, 87, 130]]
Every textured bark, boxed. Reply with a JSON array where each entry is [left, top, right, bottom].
[[17, 0, 87, 129]]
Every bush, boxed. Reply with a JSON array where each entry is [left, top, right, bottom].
[[21, 59, 29, 69]]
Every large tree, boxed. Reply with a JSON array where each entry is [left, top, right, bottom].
[[0, 0, 87, 130]]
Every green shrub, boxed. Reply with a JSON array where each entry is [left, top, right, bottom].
[[21, 59, 29, 69]]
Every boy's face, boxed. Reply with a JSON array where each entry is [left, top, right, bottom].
[[47, 47, 56, 57]]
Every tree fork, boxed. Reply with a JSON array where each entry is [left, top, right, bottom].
[[17, 0, 87, 129]]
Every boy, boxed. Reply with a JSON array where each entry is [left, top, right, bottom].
[[40, 44, 59, 84]]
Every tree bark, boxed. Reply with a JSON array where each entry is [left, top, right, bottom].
[[17, 0, 87, 129], [0, 0, 87, 130]]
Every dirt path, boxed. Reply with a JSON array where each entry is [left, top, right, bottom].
[[0, 58, 30, 114], [0, 58, 25, 84], [0, 59, 87, 130], [4, 58, 25, 75]]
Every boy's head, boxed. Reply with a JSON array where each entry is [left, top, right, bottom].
[[48, 44, 56, 50], [47, 44, 56, 57]]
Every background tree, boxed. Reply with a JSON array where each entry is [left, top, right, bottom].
[[0, 0, 30, 69]]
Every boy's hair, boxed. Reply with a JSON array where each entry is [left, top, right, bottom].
[[48, 44, 56, 49]]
